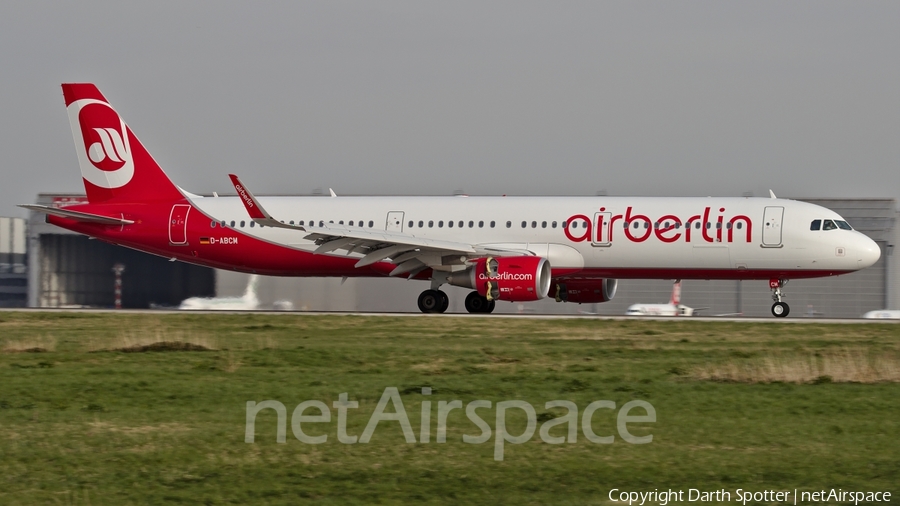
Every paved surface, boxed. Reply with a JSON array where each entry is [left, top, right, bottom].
[[1, 308, 897, 323]]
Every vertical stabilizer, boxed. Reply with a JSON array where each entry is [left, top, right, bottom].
[[669, 280, 682, 306], [62, 83, 183, 204]]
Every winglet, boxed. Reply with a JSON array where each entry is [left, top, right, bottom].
[[769, 189, 777, 199], [229, 174, 269, 220], [228, 174, 306, 231]]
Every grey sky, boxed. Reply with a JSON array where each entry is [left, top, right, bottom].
[[1, 1, 898, 218]]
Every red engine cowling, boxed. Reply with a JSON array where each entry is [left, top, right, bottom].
[[549, 279, 618, 304], [446, 256, 552, 302]]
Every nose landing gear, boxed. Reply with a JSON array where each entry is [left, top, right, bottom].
[[769, 279, 790, 318]]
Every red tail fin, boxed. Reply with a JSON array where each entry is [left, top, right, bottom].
[[669, 280, 682, 305], [62, 84, 183, 204]]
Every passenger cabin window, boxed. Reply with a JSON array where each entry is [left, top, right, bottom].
[[230, 221, 236, 227], [240, 221, 245, 227], [823, 219, 837, 231], [408, 220, 413, 228], [368, 221, 374, 227], [490, 221, 495, 228], [810, 220, 821, 231], [448, 221, 454, 228]]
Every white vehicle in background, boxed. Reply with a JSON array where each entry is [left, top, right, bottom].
[[862, 310, 900, 319], [180, 275, 259, 310], [625, 280, 703, 316]]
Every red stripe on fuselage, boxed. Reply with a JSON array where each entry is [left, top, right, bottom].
[[46, 202, 416, 278]]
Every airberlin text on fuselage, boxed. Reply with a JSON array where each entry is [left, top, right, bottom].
[[565, 207, 753, 244]]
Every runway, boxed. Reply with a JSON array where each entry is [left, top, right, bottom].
[[1, 307, 896, 324]]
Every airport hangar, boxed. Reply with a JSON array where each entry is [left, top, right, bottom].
[[14, 193, 899, 317]]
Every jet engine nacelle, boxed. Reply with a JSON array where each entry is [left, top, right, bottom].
[[550, 278, 618, 304], [446, 256, 552, 302]]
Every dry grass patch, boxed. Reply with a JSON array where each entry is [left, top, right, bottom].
[[88, 421, 193, 435], [693, 349, 900, 384], [89, 329, 216, 353], [2, 336, 56, 353]]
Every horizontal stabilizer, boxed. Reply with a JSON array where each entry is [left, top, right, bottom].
[[19, 204, 134, 225]]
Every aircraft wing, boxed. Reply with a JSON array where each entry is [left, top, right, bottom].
[[228, 175, 529, 277], [19, 204, 135, 225]]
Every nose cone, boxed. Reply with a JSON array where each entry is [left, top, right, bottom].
[[856, 234, 881, 269]]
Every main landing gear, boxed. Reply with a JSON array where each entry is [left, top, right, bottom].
[[417, 289, 449, 313], [417, 289, 496, 314], [464, 291, 495, 314], [770, 278, 790, 318]]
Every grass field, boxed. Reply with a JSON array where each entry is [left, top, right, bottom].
[[0, 312, 898, 505]]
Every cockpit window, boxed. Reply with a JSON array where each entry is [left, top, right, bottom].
[[822, 219, 837, 231], [835, 220, 852, 230], [810, 220, 821, 231]]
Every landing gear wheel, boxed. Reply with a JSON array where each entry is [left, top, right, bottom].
[[486, 300, 496, 314], [418, 290, 445, 313], [465, 291, 490, 313], [769, 278, 790, 318], [771, 302, 790, 318]]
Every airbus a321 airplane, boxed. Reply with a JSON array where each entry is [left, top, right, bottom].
[[23, 84, 881, 317]]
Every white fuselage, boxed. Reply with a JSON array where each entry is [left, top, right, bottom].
[[187, 195, 880, 279]]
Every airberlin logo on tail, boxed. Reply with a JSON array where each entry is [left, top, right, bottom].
[[564, 206, 753, 244], [67, 99, 134, 189], [88, 127, 128, 165]]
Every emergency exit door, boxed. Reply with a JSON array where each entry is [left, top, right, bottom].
[[386, 211, 404, 233], [762, 206, 784, 247], [169, 204, 191, 245]]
